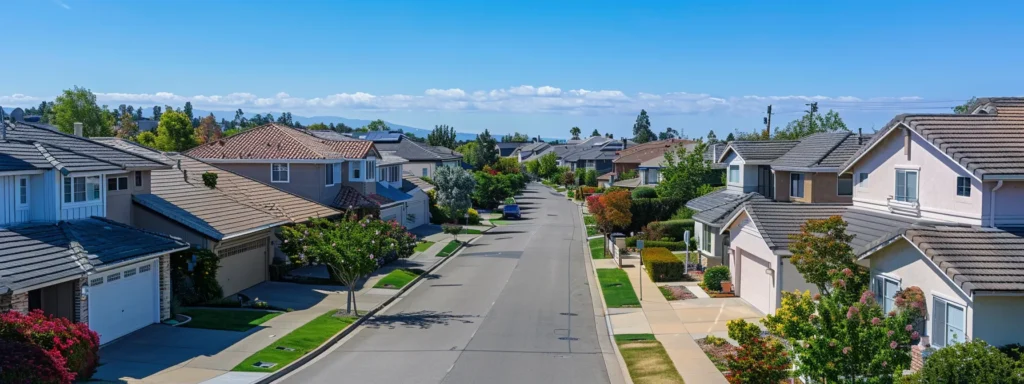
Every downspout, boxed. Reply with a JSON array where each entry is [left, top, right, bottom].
[[990, 180, 1004, 228]]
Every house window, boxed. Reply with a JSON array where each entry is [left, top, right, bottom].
[[325, 163, 338, 186], [790, 173, 805, 198], [17, 177, 29, 206], [351, 161, 363, 180], [932, 296, 966, 347], [135, 171, 143, 187], [107, 176, 129, 191], [728, 165, 739, 183], [858, 173, 869, 187], [702, 225, 712, 253], [646, 169, 660, 185], [63, 176, 101, 203], [895, 169, 919, 203], [271, 163, 290, 183], [873, 276, 900, 313], [837, 175, 853, 196], [956, 176, 971, 197], [422, 168, 428, 177], [366, 160, 376, 180]]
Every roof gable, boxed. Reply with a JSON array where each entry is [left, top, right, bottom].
[[187, 123, 375, 160]]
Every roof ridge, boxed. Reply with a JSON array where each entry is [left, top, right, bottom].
[[271, 124, 330, 159], [56, 220, 94, 275], [39, 141, 128, 171], [16, 122, 167, 168]]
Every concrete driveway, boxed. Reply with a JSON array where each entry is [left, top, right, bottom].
[[93, 325, 252, 383]]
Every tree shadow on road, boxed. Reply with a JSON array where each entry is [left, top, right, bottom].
[[363, 310, 480, 330]]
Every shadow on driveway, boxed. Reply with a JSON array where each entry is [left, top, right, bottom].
[[94, 325, 253, 383]]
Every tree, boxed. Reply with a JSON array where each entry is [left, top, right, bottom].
[[134, 107, 143, 120], [591, 129, 601, 137], [952, 97, 978, 114], [632, 109, 656, 143], [455, 142, 479, 168], [773, 103, 848, 140], [137, 131, 157, 147], [605, 133, 614, 139], [658, 127, 679, 140], [234, 109, 245, 126], [493, 157, 521, 174], [733, 130, 767, 141], [707, 130, 718, 144], [115, 108, 139, 139], [537, 152, 558, 178], [570, 126, 582, 140], [366, 119, 389, 131], [152, 105, 162, 121], [307, 122, 329, 130], [183, 102, 194, 126], [725, 132, 735, 142], [656, 141, 713, 201], [154, 109, 197, 151], [433, 166, 476, 221], [725, 320, 792, 384], [787, 216, 866, 297], [194, 113, 222, 144], [50, 86, 113, 137], [501, 132, 529, 143], [584, 169, 598, 187], [427, 124, 458, 149], [588, 190, 632, 234], [472, 129, 499, 169]]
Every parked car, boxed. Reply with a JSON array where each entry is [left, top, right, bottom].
[[503, 204, 521, 219]]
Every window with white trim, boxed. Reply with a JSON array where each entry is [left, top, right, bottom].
[[790, 173, 805, 198], [872, 275, 900, 313], [895, 169, 919, 203], [63, 176, 101, 203], [728, 165, 739, 183], [135, 171, 143, 187], [107, 176, 129, 191], [366, 159, 376, 180], [422, 168, 428, 177], [932, 296, 966, 347], [858, 172, 869, 188], [351, 161, 363, 180], [837, 174, 853, 196], [956, 176, 971, 197], [271, 163, 290, 183], [17, 176, 29, 207], [701, 225, 712, 253]]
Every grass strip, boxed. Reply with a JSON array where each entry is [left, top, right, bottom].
[[436, 240, 462, 257], [589, 237, 606, 259], [596, 269, 640, 308], [414, 241, 435, 253], [372, 268, 423, 289], [614, 333, 657, 342], [616, 337, 685, 384], [586, 225, 598, 237], [180, 309, 281, 332], [583, 215, 597, 226], [461, 228, 482, 235], [233, 311, 357, 372]]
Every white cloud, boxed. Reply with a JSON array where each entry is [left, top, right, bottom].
[[53, 0, 70, 10], [1, 86, 932, 116]]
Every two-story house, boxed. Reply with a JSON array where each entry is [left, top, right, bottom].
[[355, 131, 461, 178], [835, 98, 1024, 352], [186, 123, 382, 212], [601, 139, 688, 188], [770, 131, 866, 204], [0, 119, 188, 344], [634, 143, 727, 188], [94, 138, 340, 296], [373, 152, 431, 229]]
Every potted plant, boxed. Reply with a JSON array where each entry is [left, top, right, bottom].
[[721, 281, 733, 293]]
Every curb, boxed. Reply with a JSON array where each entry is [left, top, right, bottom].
[[580, 206, 633, 384], [254, 235, 478, 384]]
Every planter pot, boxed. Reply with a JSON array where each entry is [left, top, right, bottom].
[[720, 281, 733, 293]]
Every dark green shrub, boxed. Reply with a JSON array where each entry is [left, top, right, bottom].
[[918, 339, 1019, 383], [647, 219, 694, 240], [171, 248, 223, 305], [631, 187, 657, 199], [999, 343, 1024, 361], [704, 265, 730, 291], [646, 240, 686, 251], [629, 197, 686, 232], [202, 171, 218, 189], [626, 237, 637, 247], [641, 247, 686, 282]]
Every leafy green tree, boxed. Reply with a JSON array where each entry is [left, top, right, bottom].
[[591, 129, 601, 137], [455, 142, 479, 168], [788, 216, 866, 297], [725, 132, 735, 142], [655, 141, 712, 201], [952, 97, 978, 114], [137, 131, 157, 147], [183, 101, 194, 126], [914, 339, 1021, 383], [733, 130, 767, 141], [707, 130, 718, 143], [658, 127, 679, 140], [773, 103, 848, 140], [152, 105, 162, 121], [366, 119, 389, 131], [50, 86, 113, 137], [584, 169, 598, 187], [473, 129, 499, 169], [134, 107, 143, 120], [154, 109, 197, 151], [428, 124, 457, 149], [632, 109, 656, 143], [570, 126, 582, 140], [501, 132, 529, 143], [307, 122, 329, 130], [536, 152, 559, 178], [433, 166, 476, 221], [116, 108, 139, 139]]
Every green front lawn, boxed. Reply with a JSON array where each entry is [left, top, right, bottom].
[[589, 237, 606, 259], [234, 311, 357, 372], [180, 308, 281, 332], [373, 268, 423, 289], [596, 269, 640, 308], [414, 241, 435, 253], [616, 335, 685, 384], [436, 240, 462, 257], [583, 215, 596, 226], [586, 225, 598, 237], [460, 228, 482, 235]]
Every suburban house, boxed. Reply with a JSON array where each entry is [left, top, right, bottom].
[[373, 152, 431, 228], [0, 119, 189, 344], [513, 136, 614, 165], [687, 189, 760, 266], [718, 140, 801, 199], [599, 139, 690, 188], [496, 142, 528, 157], [560, 139, 627, 174], [356, 131, 462, 178], [94, 138, 341, 296], [636, 142, 727, 188], [770, 131, 868, 204], [835, 97, 1024, 350], [186, 123, 382, 212]]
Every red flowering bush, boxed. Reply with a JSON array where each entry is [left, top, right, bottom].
[[0, 339, 73, 384], [724, 320, 791, 384], [0, 310, 99, 380]]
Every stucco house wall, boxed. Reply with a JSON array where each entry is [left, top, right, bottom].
[[727, 213, 780, 314], [972, 296, 1024, 347], [216, 163, 335, 206], [106, 171, 151, 225], [406, 161, 438, 178]]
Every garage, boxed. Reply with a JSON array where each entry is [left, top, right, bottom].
[[88, 260, 159, 344], [406, 199, 427, 228], [737, 248, 773, 315], [217, 237, 269, 297]]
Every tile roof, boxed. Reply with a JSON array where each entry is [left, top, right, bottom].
[[613, 139, 693, 164], [902, 225, 1024, 293], [685, 189, 746, 212], [841, 207, 926, 255], [771, 132, 855, 171], [333, 186, 377, 209], [371, 182, 413, 205], [692, 192, 762, 227], [2, 121, 169, 172], [94, 138, 340, 240], [841, 100, 1024, 179], [728, 200, 849, 254], [186, 123, 376, 160], [639, 154, 665, 168], [369, 135, 461, 162], [972, 97, 1024, 116], [378, 152, 408, 166], [720, 140, 801, 163], [496, 142, 528, 156], [402, 172, 434, 192], [611, 178, 641, 188], [0, 218, 187, 293]]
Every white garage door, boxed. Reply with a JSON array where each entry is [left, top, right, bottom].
[[218, 238, 268, 297], [406, 200, 426, 228], [88, 260, 159, 344], [738, 249, 772, 315]]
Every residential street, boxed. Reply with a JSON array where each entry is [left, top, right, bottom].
[[277, 183, 612, 384]]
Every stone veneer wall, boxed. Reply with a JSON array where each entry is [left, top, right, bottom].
[[74, 277, 88, 324], [160, 255, 171, 320], [10, 292, 29, 313]]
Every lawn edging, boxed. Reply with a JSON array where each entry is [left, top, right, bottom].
[[253, 233, 477, 384]]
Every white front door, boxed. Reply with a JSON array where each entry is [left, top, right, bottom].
[[88, 260, 159, 344]]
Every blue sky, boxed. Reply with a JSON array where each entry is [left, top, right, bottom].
[[2, 0, 1022, 138]]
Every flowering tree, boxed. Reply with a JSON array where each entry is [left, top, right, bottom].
[[0, 310, 99, 381], [725, 319, 792, 384], [280, 215, 416, 315], [433, 166, 476, 222], [788, 216, 868, 298], [587, 190, 632, 235]]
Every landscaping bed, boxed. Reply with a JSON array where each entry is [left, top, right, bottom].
[[589, 237, 605, 259], [696, 335, 737, 373], [596, 268, 640, 308], [372, 268, 424, 289], [615, 334, 685, 384], [436, 240, 462, 257], [234, 311, 357, 372], [179, 308, 282, 332], [658, 285, 697, 301]]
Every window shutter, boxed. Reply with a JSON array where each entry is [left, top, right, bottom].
[[932, 297, 946, 347]]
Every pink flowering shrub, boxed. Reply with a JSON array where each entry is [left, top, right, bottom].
[[0, 310, 99, 381], [0, 339, 74, 384]]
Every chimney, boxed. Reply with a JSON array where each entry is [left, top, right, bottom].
[[858, 128, 863, 145], [621, 137, 627, 149], [73, 122, 83, 137]]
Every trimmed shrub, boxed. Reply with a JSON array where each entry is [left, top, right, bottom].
[[646, 240, 686, 251], [467, 208, 481, 225], [0, 339, 73, 384], [704, 265, 731, 291], [918, 339, 1018, 383], [641, 247, 686, 282], [647, 219, 694, 241], [625, 237, 637, 247], [629, 197, 686, 232], [631, 187, 657, 199], [0, 310, 99, 381]]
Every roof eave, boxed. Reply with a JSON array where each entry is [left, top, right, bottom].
[[772, 166, 840, 173]]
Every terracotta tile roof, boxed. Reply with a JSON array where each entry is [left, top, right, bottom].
[[333, 186, 376, 209], [613, 139, 693, 164], [187, 123, 376, 160]]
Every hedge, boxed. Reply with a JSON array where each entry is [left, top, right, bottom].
[[645, 240, 687, 251], [629, 197, 686, 232], [631, 187, 657, 199], [647, 219, 694, 241], [641, 247, 686, 282]]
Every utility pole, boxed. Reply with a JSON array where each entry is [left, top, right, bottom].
[[762, 105, 773, 139]]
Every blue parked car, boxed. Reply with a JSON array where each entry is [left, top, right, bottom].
[[503, 204, 521, 219]]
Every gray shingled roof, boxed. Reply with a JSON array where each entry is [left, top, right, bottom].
[[0, 141, 58, 172], [0, 218, 187, 293], [728, 201, 849, 255], [402, 172, 434, 192], [841, 101, 1024, 179], [370, 135, 461, 162], [720, 140, 801, 163], [4, 122, 169, 170], [685, 189, 745, 211], [841, 207, 926, 255], [692, 193, 763, 227], [771, 132, 855, 171]]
